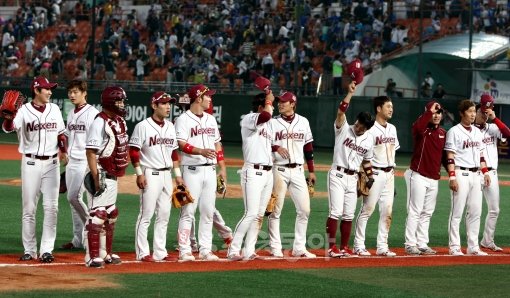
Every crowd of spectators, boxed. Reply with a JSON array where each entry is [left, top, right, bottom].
[[0, 0, 508, 96]]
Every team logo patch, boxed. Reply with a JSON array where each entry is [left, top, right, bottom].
[[152, 172, 159, 175], [27, 161, 35, 166], [336, 173, 344, 178], [188, 166, 196, 171], [462, 172, 469, 176], [278, 167, 285, 172], [53, 160, 57, 164], [256, 172, 262, 176]]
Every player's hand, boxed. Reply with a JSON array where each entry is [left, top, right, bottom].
[[200, 148, 217, 159], [347, 81, 356, 94], [485, 108, 496, 121], [60, 152, 69, 166], [175, 176, 184, 186], [265, 90, 274, 103], [93, 173, 100, 192], [136, 174, 147, 190], [218, 168, 227, 184], [276, 147, 290, 159], [483, 173, 491, 187], [308, 172, 316, 185], [449, 179, 459, 192]]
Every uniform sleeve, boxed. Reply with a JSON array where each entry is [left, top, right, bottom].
[[334, 119, 348, 136], [393, 126, 400, 151], [488, 123, 504, 140], [445, 127, 457, 153], [212, 116, 221, 143], [86, 117, 105, 150], [241, 113, 259, 131], [56, 107, 66, 135], [169, 122, 179, 151], [128, 122, 143, 149], [174, 115, 189, 142], [12, 105, 24, 132], [304, 118, 313, 144]]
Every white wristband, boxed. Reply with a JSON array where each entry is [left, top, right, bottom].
[[173, 167, 182, 177], [449, 176, 456, 181], [135, 166, 143, 176]]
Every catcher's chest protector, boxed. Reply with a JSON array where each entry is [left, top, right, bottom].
[[98, 112, 129, 177]]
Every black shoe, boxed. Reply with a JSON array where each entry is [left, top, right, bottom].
[[40, 252, 54, 263], [104, 254, 121, 265], [19, 253, 34, 261]]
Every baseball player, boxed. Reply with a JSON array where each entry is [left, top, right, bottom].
[[2, 77, 66, 263], [326, 81, 375, 258], [404, 101, 446, 255], [129, 91, 183, 262], [61, 80, 99, 250], [445, 99, 490, 256], [228, 91, 275, 261], [474, 94, 510, 252], [174, 84, 227, 262], [353, 95, 399, 257], [84, 86, 129, 267], [268, 91, 316, 258]]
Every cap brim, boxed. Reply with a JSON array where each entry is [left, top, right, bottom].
[[437, 108, 444, 113], [37, 82, 58, 90], [205, 89, 216, 96]]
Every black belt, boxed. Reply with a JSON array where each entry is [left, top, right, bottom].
[[155, 167, 171, 171], [459, 167, 479, 172], [336, 166, 356, 175], [197, 164, 215, 166], [279, 163, 301, 168], [25, 153, 57, 160], [374, 166, 394, 172], [254, 164, 272, 171], [487, 167, 493, 171], [105, 173, 117, 180]]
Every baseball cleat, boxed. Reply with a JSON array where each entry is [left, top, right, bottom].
[[418, 247, 437, 255], [227, 253, 243, 261], [354, 248, 371, 256], [270, 250, 284, 258], [223, 236, 233, 247], [39, 252, 55, 263], [161, 255, 178, 262], [140, 255, 155, 262], [467, 249, 489, 256], [199, 252, 220, 261], [104, 254, 122, 264], [243, 253, 260, 261], [328, 245, 343, 258], [19, 253, 35, 261], [179, 253, 195, 262], [86, 258, 105, 268], [449, 248, 464, 256], [292, 250, 316, 258], [376, 249, 397, 257], [480, 242, 503, 252], [191, 244, 199, 253], [60, 242, 82, 250], [405, 246, 422, 255]]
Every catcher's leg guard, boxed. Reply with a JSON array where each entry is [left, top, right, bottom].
[[86, 208, 107, 259], [104, 205, 120, 264]]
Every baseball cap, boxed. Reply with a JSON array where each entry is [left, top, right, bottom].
[[480, 94, 494, 111], [31, 76, 57, 91], [150, 91, 174, 104], [254, 76, 271, 92], [425, 101, 443, 113], [276, 91, 297, 103], [188, 84, 216, 102], [347, 59, 364, 84]]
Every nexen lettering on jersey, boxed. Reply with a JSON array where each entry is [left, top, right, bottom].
[[68, 124, 86, 131], [482, 136, 495, 145], [259, 128, 271, 139], [343, 138, 368, 154], [190, 126, 215, 137], [375, 135, 396, 145], [463, 140, 480, 149], [275, 130, 305, 141], [26, 121, 57, 132], [149, 136, 175, 146]]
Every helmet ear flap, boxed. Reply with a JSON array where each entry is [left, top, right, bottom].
[[101, 86, 127, 117]]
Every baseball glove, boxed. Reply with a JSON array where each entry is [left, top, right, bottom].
[[84, 171, 107, 197], [59, 171, 67, 194], [306, 178, 315, 198], [0, 90, 25, 118], [216, 175, 226, 195], [264, 193, 278, 216], [172, 184, 194, 208], [357, 167, 374, 198]]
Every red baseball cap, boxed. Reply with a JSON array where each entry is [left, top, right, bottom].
[[31, 76, 57, 91], [188, 84, 216, 102], [425, 101, 443, 113], [150, 91, 174, 104], [480, 94, 494, 111], [254, 76, 271, 92], [347, 59, 364, 84], [276, 91, 297, 103]]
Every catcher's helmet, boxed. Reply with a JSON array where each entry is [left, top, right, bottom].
[[101, 86, 127, 117]]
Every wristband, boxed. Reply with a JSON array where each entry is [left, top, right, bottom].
[[183, 143, 194, 154], [217, 150, 225, 162], [449, 176, 457, 181], [446, 158, 455, 165], [339, 101, 349, 112], [173, 167, 182, 177], [265, 100, 272, 106], [481, 167, 489, 174], [448, 170, 456, 177], [135, 166, 143, 176]]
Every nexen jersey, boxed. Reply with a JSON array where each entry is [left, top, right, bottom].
[[129, 118, 178, 169], [66, 104, 99, 160], [368, 121, 400, 167], [445, 124, 485, 168], [9, 103, 65, 155], [477, 123, 503, 169], [241, 112, 273, 165], [175, 110, 221, 165], [332, 119, 374, 170], [271, 114, 313, 165]]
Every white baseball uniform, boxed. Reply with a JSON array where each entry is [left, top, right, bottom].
[[268, 113, 313, 254], [476, 123, 503, 248], [3, 102, 65, 258], [354, 121, 399, 252], [445, 123, 485, 252], [229, 112, 274, 258], [175, 110, 221, 256], [129, 117, 178, 261], [65, 104, 99, 248]]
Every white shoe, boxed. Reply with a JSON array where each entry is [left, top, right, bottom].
[[354, 248, 371, 256], [243, 253, 260, 261], [467, 249, 489, 256], [179, 253, 195, 262], [292, 250, 316, 258], [199, 252, 219, 261], [405, 246, 422, 255], [376, 249, 397, 257], [480, 242, 503, 252], [227, 253, 243, 261], [86, 257, 104, 268], [418, 247, 437, 255], [449, 248, 464, 256], [270, 250, 284, 258]]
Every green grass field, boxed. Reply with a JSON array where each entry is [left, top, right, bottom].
[[2, 140, 510, 296]]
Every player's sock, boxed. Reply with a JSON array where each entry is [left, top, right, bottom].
[[340, 220, 352, 248], [326, 217, 338, 248]]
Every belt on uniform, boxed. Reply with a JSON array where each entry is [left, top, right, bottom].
[[336, 166, 357, 175], [487, 167, 493, 171], [254, 164, 272, 171], [155, 167, 171, 171], [105, 173, 117, 180], [197, 163, 215, 166], [374, 166, 394, 172], [25, 153, 57, 160], [278, 163, 301, 168], [458, 167, 479, 172]]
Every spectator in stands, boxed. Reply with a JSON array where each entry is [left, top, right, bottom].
[[420, 82, 432, 98], [136, 54, 145, 86], [262, 52, 274, 79], [6, 56, 19, 74], [332, 54, 343, 96], [432, 83, 446, 99], [301, 57, 314, 96], [423, 71, 435, 89], [385, 78, 402, 98], [24, 36, 35, 65]]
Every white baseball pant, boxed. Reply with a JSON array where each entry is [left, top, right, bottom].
[[404, 169, 438, 248], [481, 169, 500, 247], [327, 168, 358, 221], [65, 157, 89, 248], [189, 209, 232, 248]]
